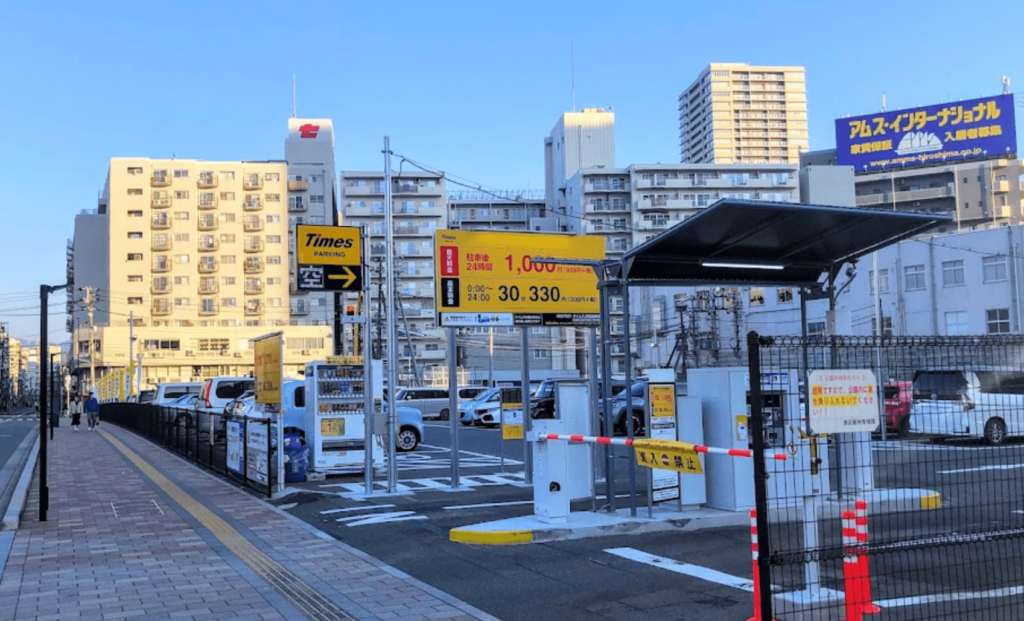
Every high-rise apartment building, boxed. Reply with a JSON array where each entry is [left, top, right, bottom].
[[69, 157, 331, 390], [339, 172, 448, 384], [678, 63, 809, 165]]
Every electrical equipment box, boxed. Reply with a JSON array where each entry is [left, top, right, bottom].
[[305, 358, 383, 473]]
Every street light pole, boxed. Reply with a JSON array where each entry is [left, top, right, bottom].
[[39, 282, 69, 522]]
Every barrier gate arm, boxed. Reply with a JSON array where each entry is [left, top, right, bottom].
[[537, 433, 789, 461]]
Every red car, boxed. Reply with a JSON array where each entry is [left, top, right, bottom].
[[883, 381, 913, 437]]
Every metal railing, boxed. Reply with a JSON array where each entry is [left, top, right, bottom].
[[100, 404, 276, 497]]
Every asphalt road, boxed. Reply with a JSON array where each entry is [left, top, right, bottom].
[[269, 423, 1024, 621], [0, 408, 38, 521]]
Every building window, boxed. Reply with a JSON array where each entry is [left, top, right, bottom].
[[219, 213, 235, 223], [871, 316, 894, 337], [987, 308, 1011, 334], [128, 231, 143, 239], [219, 234, 236, 243], [128, 275, 143, 282], [174, 211, 189, 221], [749, 287, 765, 306], [264, 173, 280, 182], [945, 311, 969, 335], [174, 254, 190, 264], [222, 298, 237, 307], [127, 253, 143, 261], [128, 210, 143, 217], [174, 275, 190, 285], [127, 167, 143, 175], [174, 233, 190, 242], [269, 298, 282, 307], [219, 191, 235, 201], [267, 256, 282, 265], [266, 235, 282, 243], [222, 276, 236, 285], [532, 348, 549, 359], [869, 269, 890, 294], [173, 169, 188, 178], [983, 255, 1008, 283], [128, 297, 143, 305], [221, 255, 236, 264], [201, 298, 217, 314], [220, 171, 235, 180], [904, 265, 926, 291], [173, 297, 189, 307], [777, 288, 793, 304], [127, 188, 143, 196], [265, 193, 280, 202], [807, 321, 827, 338], [310, 195, 325, 204], [942, 260, 965, 287], [174, 190, 189, 200]]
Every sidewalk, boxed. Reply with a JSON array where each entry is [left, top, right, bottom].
[[0, 422, 500, 621]]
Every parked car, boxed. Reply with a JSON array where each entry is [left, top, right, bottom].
[[882, 381, 913, 437], [234, 381, 423, 451], [168, 393, 201, 409], [458, 388, 501, 426], [605, 380, 649, 437], [186, 377, 256, 435], [137, 389, 156, 404], [910, 367, 1024, 445], [153, 382, 203, 406], [394, 386, 489, 420]]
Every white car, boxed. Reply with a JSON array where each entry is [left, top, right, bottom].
[[910, 367, 1024, 445]]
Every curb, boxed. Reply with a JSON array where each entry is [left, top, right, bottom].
[[449, 528, 534, 545], [1, 434, 40, 531]]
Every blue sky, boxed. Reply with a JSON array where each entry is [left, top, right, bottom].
[[2, 0, 1021, 342]]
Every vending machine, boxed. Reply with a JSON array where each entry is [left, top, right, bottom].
[[305, 357, 384, 473]]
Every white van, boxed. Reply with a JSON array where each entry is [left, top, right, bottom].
[[394, 386, 489, 420], [154, 382, 203, 406], [910, 367, 1024, 445]]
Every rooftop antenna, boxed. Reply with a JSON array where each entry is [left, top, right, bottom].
[[291, 74, 297, 118], [1002, 75, 1011, 95], [571, 41, 575, 112]]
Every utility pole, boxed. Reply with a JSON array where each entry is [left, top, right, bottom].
[[82, 286, 96, 392], [128, 309, 135, 398]]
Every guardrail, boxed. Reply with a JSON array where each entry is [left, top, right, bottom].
[[100, 403, 276, 497]]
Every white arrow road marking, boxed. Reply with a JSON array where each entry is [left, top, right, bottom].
[[605, 547, 754, 592], [335, 510, 426, 527]]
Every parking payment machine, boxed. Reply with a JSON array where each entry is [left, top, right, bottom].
[[305, 357, 384, 473], [688, 367, 829, 511]]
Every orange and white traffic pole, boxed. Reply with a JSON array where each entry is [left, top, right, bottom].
[[841, 509, 862, 621], [746, 509, 765, 621], [855, 500, 880, 616]]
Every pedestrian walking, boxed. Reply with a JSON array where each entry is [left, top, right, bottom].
[[83, 390, 100, 431], [69, 394, 83, 431]]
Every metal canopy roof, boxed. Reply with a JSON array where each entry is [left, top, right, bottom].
[[619, 199, 949, 287]]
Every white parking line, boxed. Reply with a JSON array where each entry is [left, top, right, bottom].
[[938, 463, 1024, 475], [605, 547, 753, 592], [319, 504, 395, 515], [443, 500, 533, 511], [876, 585, 1024, 608]]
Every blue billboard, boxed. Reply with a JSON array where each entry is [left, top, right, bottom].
[[835, 94, 1017, 173]]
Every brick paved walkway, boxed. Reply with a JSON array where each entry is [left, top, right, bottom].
[[0, 423, 499, 621]]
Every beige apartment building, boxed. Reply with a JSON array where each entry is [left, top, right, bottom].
[[70, 158, 331, 390], [678, 63, 809, 165]]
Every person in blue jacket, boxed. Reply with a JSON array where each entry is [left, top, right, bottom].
[[83, 390, 100, 431]]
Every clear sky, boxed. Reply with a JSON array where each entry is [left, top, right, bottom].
[[2, 0, 1021, 343]]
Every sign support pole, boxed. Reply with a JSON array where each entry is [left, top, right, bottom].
[[363, 227, 375, 495], [588, 325, 599, 508], [521, 328, 531, 485], [383, 136, 398, 494], [448, 327, 460, 489]]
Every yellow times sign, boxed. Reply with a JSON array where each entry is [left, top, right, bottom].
[[632, 438, 704, 475], [434, 229, 604, 318], [296, 225, 362, 266]]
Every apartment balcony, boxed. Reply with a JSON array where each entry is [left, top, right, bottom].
[[198, 260, 219, 274], [151, 282, 172, 295], [288, 179, 309, 192], [245, 301, 264, 316], [244, 258, 264, 274], [370, 243, 387, 256], [198, 302, 219, 316], [151, 173, 171, 188], [151, 260, 171, 273], [243, 196, 263, 211], [245, 281, 265, 295], [290, 302, 311, 315], [344, 184, 383, 197], [197, 174, 218, 189], [855, 185, 955, 207], [288, 197, 305, 212], [397, 244, 431, 257], [151, 238, 172, 252], [151, 301, 172, 316], [394, 224, 425, 236], [996, 180, 1010, 193], [151, 195, 172, 209], [198, 196, 218, 210], [198, 239, 220, 252], [586, 202, 630, 213], [151, 215, 171, 229], [586, 181, 630, 192], [638, 218, 673, 231], [198, 282, 219, 295], [198, 217, 218, 231], [394, 181, 443, 196], [243, 217, 264, 232], [244, 239, 265, 253], [243, 174, 263, 190]]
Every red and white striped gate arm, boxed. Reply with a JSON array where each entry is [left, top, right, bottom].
[[539, 433, 788, 461]]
